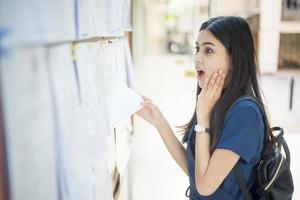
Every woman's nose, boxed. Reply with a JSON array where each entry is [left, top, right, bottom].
[[195, 54, 204, 66]]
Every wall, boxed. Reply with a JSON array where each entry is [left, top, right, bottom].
[[0, 0, 141, 200]]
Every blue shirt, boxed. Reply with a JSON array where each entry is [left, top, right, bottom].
[[186, 99, 265, 200]]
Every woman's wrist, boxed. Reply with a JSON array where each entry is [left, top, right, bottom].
[[155, 117, 169, 130], [197, 118, 210, 128]]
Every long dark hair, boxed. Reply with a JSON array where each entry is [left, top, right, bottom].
[[177, 16, 272, 153]]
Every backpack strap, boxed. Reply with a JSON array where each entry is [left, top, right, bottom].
[[228, 95, 261, 200], [233, 163, 253, 200], [227, 95, 263, 115], [185, 186, 190, 197], [271, 127, 290, 167]]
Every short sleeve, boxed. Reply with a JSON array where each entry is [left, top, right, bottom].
[[215, 100, 264, 164]]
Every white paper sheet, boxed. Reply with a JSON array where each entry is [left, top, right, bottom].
[[0, 0, 76, 46], [0, 47, 58, 200], [121, 0, 132, 31], [114, 40, 127, 83], [47, 43, 92, 200], [74, 39, 142, 199], [98, 41, 118, 80], [91, 41, 143, 128], [115, 118, 132, 177], [89, 39, 142, 184], [77, 0, 124, 39], [123, 38, 137, 89], [76, 42, 113, 200], [107, 129, 117, 176], [104, 74, 143, 128], [105, 0, 123, 36]]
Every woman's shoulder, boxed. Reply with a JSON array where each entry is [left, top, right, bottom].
[[232, 98, 261, 111], [226, 98, 264, 122]]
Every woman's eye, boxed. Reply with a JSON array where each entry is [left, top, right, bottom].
[[205, 48, 213, 54], [194, 46, 213, 54]]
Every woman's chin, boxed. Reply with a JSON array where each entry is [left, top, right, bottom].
[[197, 80, 203, 88]]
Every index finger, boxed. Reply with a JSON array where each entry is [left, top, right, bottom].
[[201, 76, 210, 94]]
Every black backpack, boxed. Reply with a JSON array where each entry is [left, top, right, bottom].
[[232, 96, 294, 200]]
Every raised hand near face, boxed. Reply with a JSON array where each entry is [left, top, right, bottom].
[[196, 69, 226, 127]]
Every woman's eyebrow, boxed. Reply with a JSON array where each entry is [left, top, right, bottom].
[[201, 42, 215, 46], [195, 41, 215, 46]]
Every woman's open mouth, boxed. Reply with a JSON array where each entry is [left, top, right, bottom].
[[196, 69, 205, 80]]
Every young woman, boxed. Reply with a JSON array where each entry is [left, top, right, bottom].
[[135, 16, 272, 200]]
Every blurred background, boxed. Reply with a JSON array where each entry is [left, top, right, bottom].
[[0, 0, 299, 200]]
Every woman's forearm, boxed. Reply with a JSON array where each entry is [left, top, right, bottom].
[[194, 119, 212, 195], [195, 133, 211, 183], [195, 120, 211, 176], [156, 119, 189, 176]]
